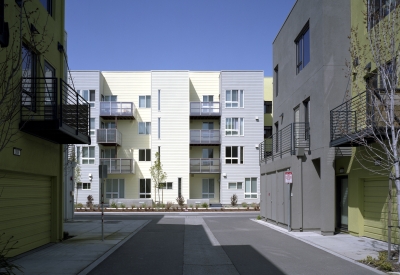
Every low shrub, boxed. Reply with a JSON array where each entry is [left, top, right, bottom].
[[165, 202, 173, 210], [86, 195, 94, 209], [76, 203, 83, 209], [201, 202, 208, 209], [176, 196, 185, 207], [231, 194, 238, 206], [141, 203, 147, 209], [257, 215, 262, 220], [111, 202, 118, 209], [189, 204, 193, 209], [120, 203, 126, 209], [241, 202, 247, 208], [360, 252, 393, 271], [195, 204, 199, 210], [131, 204, 136, 210]]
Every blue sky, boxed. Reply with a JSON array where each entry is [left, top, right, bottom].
[[65, 0, 296, 76]]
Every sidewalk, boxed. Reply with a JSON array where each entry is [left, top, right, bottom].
[[10, 218, 150, 275], [253, 219, 390, 272]]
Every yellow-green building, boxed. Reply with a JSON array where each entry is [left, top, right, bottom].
[[264, 77, 273, 139], [0, 0, 90, 257], [330, 0, 399, 243]]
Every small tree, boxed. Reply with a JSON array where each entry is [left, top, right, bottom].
[[149, 152, 167, 204], [74, 161, 81, 206]]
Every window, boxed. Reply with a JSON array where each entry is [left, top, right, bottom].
[[139, 122, 151, 134], [140, 179, 151, 198], [264, 101, 272, 114], [160, 182, 173, 189], [264, 126, 272, 139], [90, 118, 95, 135], [226, 90, 244, 108], [228, 182, 242, 189], [40, 0, 52, 16], [225, 118, 244, 136], [102, 121, 116, 129], [178, 178, 182, 197], [21, 44, 37, 110], [101, 148, 116, 158], [368, 0, 399, 29], [104, 95, 117, 102], [79, 90, 95, 107], [80, 182, 91, 190], [274, 65, 279, 97], [79, 146, 95, 164], [202, 148, 213, 158], [202, 179, 214, 198], [245, 178, 257, 198], [106, 179, 125, 198], [158, 90, 161, 111], [304, 99, 310, 140], [139, 95, 151, 108], [296, 22, 310, 74], [225, 146, 244, 164], [139, 149, 151, 161], [158, 118, 160, 139], [203, 95, 214, 102]]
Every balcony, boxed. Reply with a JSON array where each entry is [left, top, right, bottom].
[[97, 129, 122, 146], [190, 102, 220, 119], [259, 122, 310, 164], [100, 158, 135, 174], [190, 130, 220, 145], [19, 78, 91, 144], [100, 101, 135, 120], [190, 158, 220, 173], [330, 90, 400, 147]]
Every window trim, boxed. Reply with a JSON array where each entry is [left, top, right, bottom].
[[202, 179, 215, 199], [80, 146, 95, 164], [225, 146, 244, 164], [159, 182, 173, 190], [225, 90, 244, 108], [139, 149, 151, 161], [139, 95, 151, 108], [90, 118, 95, 135], [244, 177, 258, 199], [138, 122, 151, 135], [106, 179, 125, 199], [225, 118, 244, 136], [295, 22, 310, 74], [228, 182, 242, 189], [264, 101, 272, 114]]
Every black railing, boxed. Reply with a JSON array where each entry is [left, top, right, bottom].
[[20, 77, 90, 138], [329, 90, 399, 146], [259, 122, 310, 163]]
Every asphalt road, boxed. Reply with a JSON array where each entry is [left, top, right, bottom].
[[75, 213, 379, 275]]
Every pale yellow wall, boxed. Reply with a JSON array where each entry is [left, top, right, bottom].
[[189, 72, 220, 102], [190, 146, 220, 159], [264, 77, 273, 127], [190, 120, 220, 130]]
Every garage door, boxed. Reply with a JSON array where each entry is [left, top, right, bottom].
[[364, 178, 397, 243], [0, 171, 52, 257]]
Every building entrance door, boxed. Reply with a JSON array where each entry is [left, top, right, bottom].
[[336, 176, 348, 230]]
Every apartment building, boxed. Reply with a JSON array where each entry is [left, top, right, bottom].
[[70, 70, 263, 206], [0, 0, 91, 256], [259, 0, 350, 235]]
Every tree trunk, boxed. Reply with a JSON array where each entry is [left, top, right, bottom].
[[394, 161, 400, 263]]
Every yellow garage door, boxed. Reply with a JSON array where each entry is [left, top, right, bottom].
[[0, 171, 52, 257], [364, 178, 398, 243]]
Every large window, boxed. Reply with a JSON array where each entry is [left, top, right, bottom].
[[225, 118, 244, 136], [21, 44, 37, 110], [76, 182, 91, 190], [225, 146, 244, 164], [202, 179, 214, 198], [264, 101, 272, 114], [40, 0, 52, 16], [264, 126, 272, 139], [101, 148, 116, 158], [139, 149, 151, 161], [79, 146, 95, 164], [160, 182, 173, 189], [226, 90, 244, 108], [139, 122, 151, 134], [245, 178, 257, 198], [140, 178, 151, 198], [296, 22, 310, 74], [106, 179, 124, 199], [369, 0, 399, 29], [228, 182, 242, 189], [139, 95, 151, 108]]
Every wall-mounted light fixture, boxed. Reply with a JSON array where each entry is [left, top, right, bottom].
[[222, 173, 227, 177], [339, 167, 344, 173], [13, 147, 21, 156], [255, 116, 259, 121]]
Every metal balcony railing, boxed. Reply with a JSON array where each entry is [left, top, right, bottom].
[[99, 158, 135, 174], [190, 158, 221, 173], [190, 130, 220, 144], [97, 129, 122, 145], [190, 102, 220, 116], [330, 90, 400, 147], [259, 122, 310, 164], [20, 77, 90, 144], [100, 101, 135, 119]]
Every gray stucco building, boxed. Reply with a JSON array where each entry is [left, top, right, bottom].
[[260, 0, 350, 235]]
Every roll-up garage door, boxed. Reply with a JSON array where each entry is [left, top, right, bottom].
[[0, 172, 52, 257]]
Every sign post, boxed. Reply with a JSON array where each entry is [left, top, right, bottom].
[[284, 171, 292, 232], [99, 165, 108, 241]]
